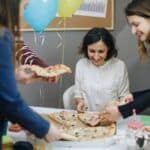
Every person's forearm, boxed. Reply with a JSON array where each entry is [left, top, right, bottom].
[[15, 41, 48, 67], [118, 89, 150, 118], [3, 99, 49, 138]]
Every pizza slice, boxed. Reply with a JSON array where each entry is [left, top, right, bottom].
[[108, 100, 126, 106], [50, 64, 72, 75], [62, 123, 116, 141], [47, 111, 78, 127], [61, 133, 78, 141], [78, 111, 114, 127], [23, 64, 71, 78], [108, 94, 133, 107], [78, 112, 101, 127]]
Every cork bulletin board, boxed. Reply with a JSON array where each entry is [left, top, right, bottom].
[[21, 0, 114, 31]]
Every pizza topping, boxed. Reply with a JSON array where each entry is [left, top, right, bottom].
[[23, 64, 71, 78], [47, 110, 116, 141]]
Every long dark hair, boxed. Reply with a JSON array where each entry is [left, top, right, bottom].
[[0, 0, 21, 64], [125, 0, 150, 63], [0, 0, 21, 37], [79, 27, 118, 61]]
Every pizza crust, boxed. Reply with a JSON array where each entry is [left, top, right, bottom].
[[108, 100, 126, 106], [61, 133, 78, 141], [23, 64, 71, 77]]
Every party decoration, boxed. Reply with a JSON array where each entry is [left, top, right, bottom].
[[23, 0, 58, 32], [58, 0, 83, 17]]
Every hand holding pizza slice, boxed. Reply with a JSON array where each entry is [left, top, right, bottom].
[[22, 64, 71, 80]]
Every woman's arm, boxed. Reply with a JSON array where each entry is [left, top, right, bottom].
[[0, 30, 49, 138], [15, 40, 48, 67], [118, 89, 150, 118], [105, 89, 150, 121], [74, 61, 86, 112], [15, 40, 59, 84]]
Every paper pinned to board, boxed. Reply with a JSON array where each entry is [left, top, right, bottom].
[[75, 0, 108, 18]]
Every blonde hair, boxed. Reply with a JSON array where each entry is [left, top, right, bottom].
[[138, 41, 149, 63]]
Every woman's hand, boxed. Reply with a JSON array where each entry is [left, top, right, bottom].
[[122, 93, 133, 103], [104, 106, 122, 122], [44, 124, 61, 142], [15, 65, 60, 84], [15, 65, 39, 84], [75, 99, 87, 113]]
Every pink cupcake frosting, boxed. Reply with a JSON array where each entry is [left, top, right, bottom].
[[128, 120, 143, 130]]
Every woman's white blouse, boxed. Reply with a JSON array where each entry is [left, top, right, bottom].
[[74, 58, 130, 111]]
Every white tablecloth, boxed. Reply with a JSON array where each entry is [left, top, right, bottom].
[[8, 106, 149, 150]]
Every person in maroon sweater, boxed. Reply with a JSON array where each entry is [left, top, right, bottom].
[[15, 40, 59, 84], [104, 0, 150, 121]]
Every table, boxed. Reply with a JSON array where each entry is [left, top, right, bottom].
[[8, 106, 150, 150]]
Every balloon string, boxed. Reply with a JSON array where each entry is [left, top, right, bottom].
[[34, 31, 37, 48], [40, 83, 46, 106], [40, 33, 45, 46], [59, 18, 66, 87], [132, 109, 137, 121], [40, 86, 42, 106], [61, 18, 66, 64], [56, 19, 64, 49], [34, 32, 46, 106], [55, 18, 67, 108]]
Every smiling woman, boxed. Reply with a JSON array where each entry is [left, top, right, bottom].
[[65, 27, 133, 112], [87, 40, 108, 67], [104, 0, 150, 122]]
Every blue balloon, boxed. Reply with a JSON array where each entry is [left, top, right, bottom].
[[23, 0, 58, 32]]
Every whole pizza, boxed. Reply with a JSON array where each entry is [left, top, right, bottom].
[[46, 110, 116, 141]]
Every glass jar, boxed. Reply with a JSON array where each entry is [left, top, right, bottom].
[[126, 120, 144, 149]]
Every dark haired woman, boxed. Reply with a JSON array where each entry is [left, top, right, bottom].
[[72, 27, 132, 112]]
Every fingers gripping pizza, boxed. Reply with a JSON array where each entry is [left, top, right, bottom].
[[78, 112, 114, 126]]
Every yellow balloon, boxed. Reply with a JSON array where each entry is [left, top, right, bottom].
[[58, 0, 83, 17]]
